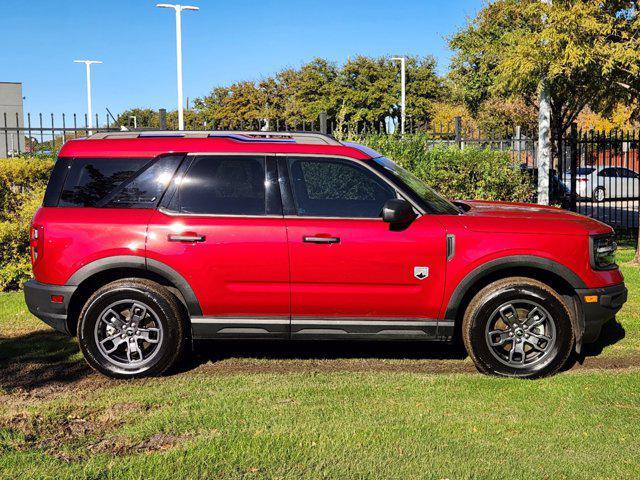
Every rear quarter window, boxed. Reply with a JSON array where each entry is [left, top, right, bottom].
[[55, 155, 183, 208]]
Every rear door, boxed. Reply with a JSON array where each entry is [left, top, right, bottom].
[[281, 155, 447, 340], [146, 154, 290, 339]]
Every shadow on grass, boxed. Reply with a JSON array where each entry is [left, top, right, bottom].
[[580, 318, 626, 358], [185, 339, 469, 371], [0, 330, 91, 392]]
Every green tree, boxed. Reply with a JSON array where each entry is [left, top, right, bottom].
[[450, 0, 640, 148]]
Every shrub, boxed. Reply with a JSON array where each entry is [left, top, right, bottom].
[[351, 134, 534, 202], [0, 158, 53, 290]]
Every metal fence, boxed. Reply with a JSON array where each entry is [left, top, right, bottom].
[[561, 126, 640, 238], [2, 110, 637, 241]]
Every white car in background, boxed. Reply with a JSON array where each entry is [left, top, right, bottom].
[[575, 166, 639, 201]]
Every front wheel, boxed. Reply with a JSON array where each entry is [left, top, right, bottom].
[[462, 277, 574, 378], [77, 279, 186, 379], [592, 186, 606, 202]]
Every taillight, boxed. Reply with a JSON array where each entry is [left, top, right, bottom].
[[577, 178, 588, 182], [30, 225, 43, 266]]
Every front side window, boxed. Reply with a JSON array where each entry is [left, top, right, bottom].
[[288, 157, 396, 218], [174, 156, 266, 215]]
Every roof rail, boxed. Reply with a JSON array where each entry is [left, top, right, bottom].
[[88, 130, 342, 145]]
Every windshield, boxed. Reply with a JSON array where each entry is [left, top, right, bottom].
[[373, 157, 460, 214]]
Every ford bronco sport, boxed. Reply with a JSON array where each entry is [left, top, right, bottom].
[[24, 131, 627, 379]]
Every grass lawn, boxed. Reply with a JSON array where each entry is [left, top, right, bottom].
[[1, 250, 639, 479]]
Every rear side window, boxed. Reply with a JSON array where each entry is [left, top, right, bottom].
[[171, 155, 266, 215], [57, 156, 182, 208]]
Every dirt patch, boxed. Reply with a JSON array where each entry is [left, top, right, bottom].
[[0, 402, 189, 461]]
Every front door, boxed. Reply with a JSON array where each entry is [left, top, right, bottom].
[[282, 156, 447, 340], [146, 154, 290, 339]]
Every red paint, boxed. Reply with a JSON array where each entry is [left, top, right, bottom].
[[32, 136, 624, 322]]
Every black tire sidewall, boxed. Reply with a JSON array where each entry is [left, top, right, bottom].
[[467, 284, 573, 378], [593, 187, 605, 202], [78, 284, 182, 378]]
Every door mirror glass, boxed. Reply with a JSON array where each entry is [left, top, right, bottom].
[[382, 198, 416, 224]]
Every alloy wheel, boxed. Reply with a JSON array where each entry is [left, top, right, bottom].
[[94, 299, 164, 368], [485, 300, 556, 369]]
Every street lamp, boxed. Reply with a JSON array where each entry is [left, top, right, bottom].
[[391, 56, 406, 135], [156, 3, 199, 131], [74, 59, 102, 132]]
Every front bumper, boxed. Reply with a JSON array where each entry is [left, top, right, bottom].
[[23, 279, 77, 335], [575, 283, 627, 343]]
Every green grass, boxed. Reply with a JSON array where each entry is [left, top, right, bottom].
[[1, 250, 639, 479]]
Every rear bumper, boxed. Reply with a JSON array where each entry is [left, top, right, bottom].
[[576, 283, 627, 343], [23, 279, 76, 335]]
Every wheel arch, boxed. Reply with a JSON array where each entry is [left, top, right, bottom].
[[445, 256, 585, 342], [66, 256, 201, 335]]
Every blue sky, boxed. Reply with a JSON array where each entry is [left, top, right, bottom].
[[4, 0, 482, 119]]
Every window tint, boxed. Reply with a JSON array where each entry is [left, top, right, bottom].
[[577, 167, 595, 175], [175, 156, 266, 215], [105, 155, 183, 208], [288, 157, 396, 217], [617, 168, 638, 179], [59, 157, 150, 207]]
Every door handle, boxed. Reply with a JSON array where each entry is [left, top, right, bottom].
[[303, 235, 340, 244], [168, 234, 206, 242]]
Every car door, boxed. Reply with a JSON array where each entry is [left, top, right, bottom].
[[281, 155, 447, 340], [146, 154, 290, 339]]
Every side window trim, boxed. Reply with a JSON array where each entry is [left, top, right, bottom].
[[284, 155, 406, 219]]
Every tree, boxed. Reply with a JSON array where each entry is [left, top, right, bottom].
[[450, 0, 640, 155]]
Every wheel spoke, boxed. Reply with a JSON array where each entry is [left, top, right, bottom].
[[525, 334, 551, 352], [130, 303, 148, 326], [137, 327, 161, 344], [102, 309, 124, 330], [498, 304, 518, 328], [508, 340, 526, 365], [488, 329, 511, 347], [126, 338, 144, 362], [524, 307, 546, 330], [100, 334, 126, 354]]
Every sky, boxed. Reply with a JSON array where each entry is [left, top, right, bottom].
[[3, 0, 483, 120]]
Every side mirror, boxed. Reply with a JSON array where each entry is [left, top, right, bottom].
[[382, 198, 416, 224]]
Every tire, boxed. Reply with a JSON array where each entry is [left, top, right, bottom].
[[77, 279, 186, 379], [592, 186, 605, 202], [462, 277, 574, 379]]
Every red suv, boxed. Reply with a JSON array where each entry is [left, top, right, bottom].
[[24, 131, 627, 379]]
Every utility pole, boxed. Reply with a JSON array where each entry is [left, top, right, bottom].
[[537, 0, 552, 205], [156, 3, 199, 130], [391, 57, 406, 135], [74, 60, 102, 133]]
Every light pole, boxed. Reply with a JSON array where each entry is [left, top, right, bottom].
[[74, 59, 102, 132], [537, 0, 552, 205], [391, 57, 406, 135], [156, 3, 199, 130]]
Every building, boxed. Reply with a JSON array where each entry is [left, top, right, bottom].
[[0, 82, 25, 157]]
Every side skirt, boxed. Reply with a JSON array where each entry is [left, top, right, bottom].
[[191, 316, 454, 341]]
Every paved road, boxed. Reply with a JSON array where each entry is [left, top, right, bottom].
[[576, 200, 639, 228]]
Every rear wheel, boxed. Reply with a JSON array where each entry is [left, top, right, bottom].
[[77, 279, 186, 379], [462, 277, 574, 378]]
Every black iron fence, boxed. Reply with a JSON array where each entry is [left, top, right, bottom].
[[2, 110, 637, 241]]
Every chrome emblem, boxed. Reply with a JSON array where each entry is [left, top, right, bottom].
[[414, 266, 429, 280]]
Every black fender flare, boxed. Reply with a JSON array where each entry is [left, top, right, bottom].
[[66, 255, 202, 316], [444, 255, 586, 322]]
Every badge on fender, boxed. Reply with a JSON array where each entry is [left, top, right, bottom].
[[414, 266, 429, 280]]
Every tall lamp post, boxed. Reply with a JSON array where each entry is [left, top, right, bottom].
[[391, 56, 406, 135], [156, 3, 199, 131], [74, 59, 102, 132]]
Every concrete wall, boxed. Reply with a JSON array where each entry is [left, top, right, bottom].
[[0, 82, 25, 157]]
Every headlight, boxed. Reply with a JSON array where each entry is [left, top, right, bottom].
[[590, 234, 617, 270]]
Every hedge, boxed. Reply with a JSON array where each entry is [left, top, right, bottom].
[[0, 158, 53, 290], [0, 143, 533, 291], [352, 134, 534, 202]]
